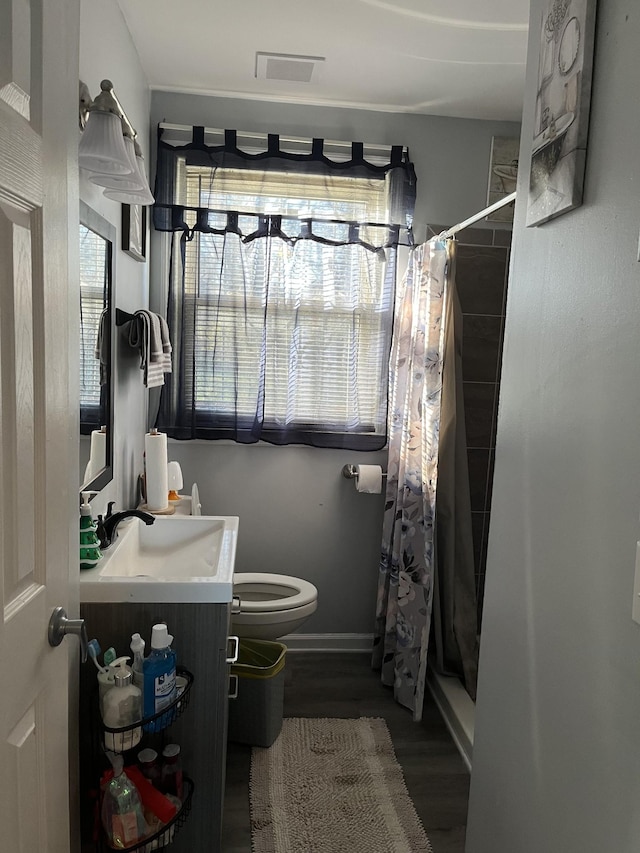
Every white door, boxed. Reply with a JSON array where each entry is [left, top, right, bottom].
[[0, 1, 80, 851]]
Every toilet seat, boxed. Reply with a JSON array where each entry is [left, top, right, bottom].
[[233, 572, 317, 612]]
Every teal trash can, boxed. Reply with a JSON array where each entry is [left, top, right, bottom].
[[227, 639, 287, 748]]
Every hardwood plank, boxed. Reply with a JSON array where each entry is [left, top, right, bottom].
[[222, 652, 470, 853]]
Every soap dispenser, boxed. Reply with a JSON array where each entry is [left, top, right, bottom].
[[101, 752, 148, 848], [79, 491, 102, 570], [97, 648, 120, 715], [102, 658, 142, 752]]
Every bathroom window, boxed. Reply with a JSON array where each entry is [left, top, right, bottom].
[[154, 128, 415, 449]]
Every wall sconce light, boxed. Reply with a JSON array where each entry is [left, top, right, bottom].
[[78, 79, 154, 206]]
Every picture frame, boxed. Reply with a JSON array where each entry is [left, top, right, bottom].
[[526, 0, 598, 227], [121, 203, 147, 261], [486, 136, 519, 223]]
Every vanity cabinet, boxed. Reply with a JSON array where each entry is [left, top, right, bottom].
[[79, 601, 232, 853]]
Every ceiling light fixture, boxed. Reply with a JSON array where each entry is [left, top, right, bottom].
[[78, 79, 154, 206]]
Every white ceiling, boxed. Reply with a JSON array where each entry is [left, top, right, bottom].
[[117, 0, 530, 122]]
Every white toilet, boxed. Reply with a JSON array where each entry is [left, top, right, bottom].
[[232, 573, 318, 640]]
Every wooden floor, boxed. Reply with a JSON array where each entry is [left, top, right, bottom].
[[222, 652, 470, 853]]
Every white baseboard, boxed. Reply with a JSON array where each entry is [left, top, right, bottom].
[[426, 669, 474, 772], [281, 633, 373, 653]]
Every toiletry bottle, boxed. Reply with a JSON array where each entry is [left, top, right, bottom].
[[160, 743, 183, 801], [137, 748, 161, 789], [88, 639, 112, 715], [79, 491, 102, 570], [102, 660, 142, 752], [97, 649, 121, 715], [130, 633, 146, 694], [143, 623, 177, 731], [101, 752, 149, 848]]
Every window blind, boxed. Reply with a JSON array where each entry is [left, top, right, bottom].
[[182, 165, 393, 434], [153, 126, 416, 449]]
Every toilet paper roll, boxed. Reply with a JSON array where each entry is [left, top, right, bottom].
[[145, 430, 169, 511], [355, 464, 383, 494]]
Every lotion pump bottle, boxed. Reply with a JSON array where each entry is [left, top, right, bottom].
[[79, 491, 102, 570], [102, 660, 142, 752], [98, 654, 131, 716]]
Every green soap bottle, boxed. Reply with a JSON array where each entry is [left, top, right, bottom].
[[80, 491, 102, 570]]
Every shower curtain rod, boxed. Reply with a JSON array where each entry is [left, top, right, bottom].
[[438, 191, 517, 240]]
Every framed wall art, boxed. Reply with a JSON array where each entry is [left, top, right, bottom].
[[526, 0, 598, 227], [122, 203, 147, 261], [487, 136, 519, 223]]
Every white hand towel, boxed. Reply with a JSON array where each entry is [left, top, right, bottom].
[[159, 314, 172, 374], [148, 311, 163, 363]]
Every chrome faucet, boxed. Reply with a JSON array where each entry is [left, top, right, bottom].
[[96, 501, 155, 549]]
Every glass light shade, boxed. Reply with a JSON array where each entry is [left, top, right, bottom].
[[103, 184, 154, 205], [88, 136, 144, 190], [79, 111, 133, 176], [103, 153, 154, 205]]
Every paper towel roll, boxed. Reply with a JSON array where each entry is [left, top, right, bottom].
[[145, 430, 169, 511], [355, 464, 383, 494], [85, 428, 107, 482]]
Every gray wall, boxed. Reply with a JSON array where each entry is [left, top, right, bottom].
[[79, 0, 150, 519], [149, 92, 520, 635], [166, 444, 386, 635], [467, 2, 640, 851]]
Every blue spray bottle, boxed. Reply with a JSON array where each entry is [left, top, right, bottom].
[[143, 623, 176, 731]]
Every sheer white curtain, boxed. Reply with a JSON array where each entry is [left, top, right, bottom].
[[153, 127, 416, 449]]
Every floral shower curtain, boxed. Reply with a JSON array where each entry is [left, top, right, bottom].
[[372, 239, 448, 721]]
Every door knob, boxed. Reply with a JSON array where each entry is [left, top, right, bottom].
[[48, 607, 88, 663]]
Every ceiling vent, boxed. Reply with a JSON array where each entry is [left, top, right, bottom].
[[255, 52, 325, 84]]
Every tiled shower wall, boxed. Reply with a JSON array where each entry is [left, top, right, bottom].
[[427, 224, 512, 628]]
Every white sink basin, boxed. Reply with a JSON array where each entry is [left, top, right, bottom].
[[79, 515, 239, 604]]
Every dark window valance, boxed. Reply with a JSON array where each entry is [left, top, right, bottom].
[[152, 125, 416, 251]]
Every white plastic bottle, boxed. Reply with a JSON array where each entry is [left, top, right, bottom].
[[102, 660, 143, 752], [97, 652, 128, 716], [130, 633, 146, 694]]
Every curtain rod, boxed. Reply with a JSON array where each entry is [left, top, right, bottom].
[[439, 191, 517, 239], [158, 121, 404, 158]]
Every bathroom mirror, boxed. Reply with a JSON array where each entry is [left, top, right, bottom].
[[79, 201, 115, 494]]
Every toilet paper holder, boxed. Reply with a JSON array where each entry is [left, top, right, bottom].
[[341, 464, 387, 481]]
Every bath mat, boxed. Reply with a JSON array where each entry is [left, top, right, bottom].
[[250, 717, 433, 853]]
